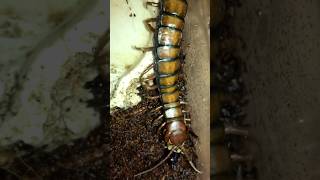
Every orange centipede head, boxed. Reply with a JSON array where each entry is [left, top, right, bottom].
[[164, 121, 188, 146]]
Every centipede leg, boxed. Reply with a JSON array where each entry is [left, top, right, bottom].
[[184, 118, 191, 122], [141, 74, 157, 90], [157, 121, 166, 134], [144, 18, 157, 32], [188, 127, 199, 139], [182, 110, 190, 114], [150, 106, 163, 114], [133, 46, 153, 53], [146, 95, 161, 99], [143, 74, 156, 81], [139, 63, 154, 82], [180, 147, 202, 174], [145, 1, 159, 8], [144, 85, 158, 90], [180, 101, 188, 105], [152, 114, 164, 125]]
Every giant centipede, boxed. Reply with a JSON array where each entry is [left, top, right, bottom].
[[134, 0, 202, 177]]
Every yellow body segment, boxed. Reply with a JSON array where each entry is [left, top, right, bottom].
[[157, 46, 180, 59], [161, 15, 185, 30], [161, 91, 179, 103], [157, 60, 181, 74], [159, 75, 179, 86], [160, 86, 177, 93], [163, 0, 187, 17], [158, 27, 182, 46]]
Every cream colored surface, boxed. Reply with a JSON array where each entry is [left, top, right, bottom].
[[0, 0, 106, 148], [110, 0, 157, 110]]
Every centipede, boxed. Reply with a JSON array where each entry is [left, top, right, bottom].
[[134, 0, 202, 177]]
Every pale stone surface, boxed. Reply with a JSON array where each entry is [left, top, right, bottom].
[[0, 0, 106, 149], [110, 0, 157, 110]]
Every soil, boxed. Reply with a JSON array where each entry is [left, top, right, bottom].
[[109, 85, 199, 179]]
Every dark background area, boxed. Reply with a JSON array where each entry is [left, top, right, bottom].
[[233, 0, 320, 180]]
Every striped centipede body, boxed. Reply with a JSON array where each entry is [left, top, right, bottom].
[[134, 0, 201, 177]]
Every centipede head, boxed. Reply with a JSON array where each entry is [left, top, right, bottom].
[[163, 121, 203, 174], [164, 121, 188, 148], [134, 121, 202, 177]]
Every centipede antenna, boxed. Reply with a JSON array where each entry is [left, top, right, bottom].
[[139, 63, 154, 81], [180, 148, 202, 174], [187, 159, 202, 174], [134, 147, 176, 177]]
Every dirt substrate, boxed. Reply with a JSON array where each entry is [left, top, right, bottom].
[[0, 125, 108, 180], [109, 87, 198, 179]]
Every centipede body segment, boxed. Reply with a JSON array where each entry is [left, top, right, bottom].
[[135, 0, 202, 177]]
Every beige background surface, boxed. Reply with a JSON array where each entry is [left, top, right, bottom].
[[184, 0, 210, 179]]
